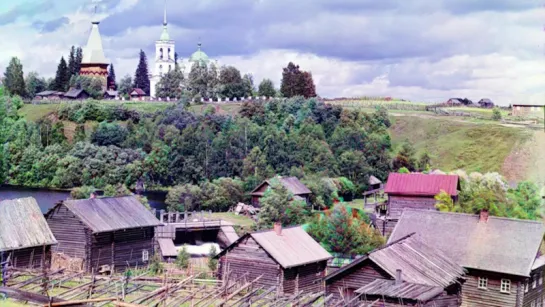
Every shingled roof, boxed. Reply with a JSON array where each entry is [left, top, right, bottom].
[[251, 176, 311, 196], [0, 197, 57, 252], [326, 234, 465, 288], [384, 173, 459, 196], [356, 279, 444, 302], [60, 196, 161, 233], [216, 226, 332, 269], [389, 209, 545, 277]]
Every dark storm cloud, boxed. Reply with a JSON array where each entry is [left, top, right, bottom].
[[32, 17, 69, 33], [0, 0, 54, 25]]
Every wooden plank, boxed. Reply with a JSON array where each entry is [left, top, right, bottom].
[[0, 286, 65, 304], [41, 297, 117, 306], [216, 275, 263, 307]]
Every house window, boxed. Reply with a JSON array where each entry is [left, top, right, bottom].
[[478, 277, 488, 289], [142, 250, 149, 262], [500, 279, 511, 293]]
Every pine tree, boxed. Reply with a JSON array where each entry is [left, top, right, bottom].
[[133, 49, 150, 95], [53, 57, 70, 92], [3, 57, 26, 97], [107, 63, 117, 90], [67, 46, 77, 77], [75, 47, 83, 74]]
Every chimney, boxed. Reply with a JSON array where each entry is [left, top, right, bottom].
[[90, 192, 97, 199], [395, 269, 402, 285], [479, 209, 489, 223], [273, 222, 282, 236]]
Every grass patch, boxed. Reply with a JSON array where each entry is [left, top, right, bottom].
[[188, 103, 242, 116], [210, 212, 255, 227], [2, 299, 28, 307], [389, 116, 531, 173], [18, 104, 59, 121]]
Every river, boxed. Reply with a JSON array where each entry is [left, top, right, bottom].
[[0, 186, 168, 213]]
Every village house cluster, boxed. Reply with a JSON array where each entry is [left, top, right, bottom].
[[1, 172, 545, 306]]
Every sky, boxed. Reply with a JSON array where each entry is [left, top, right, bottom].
[[0, 0, 544, 105]]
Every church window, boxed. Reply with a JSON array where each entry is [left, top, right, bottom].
[[168, 65, 171, 72], [168, 48, 171, 60], [159, 65, 163, 76], [160, 48, 163, 60]]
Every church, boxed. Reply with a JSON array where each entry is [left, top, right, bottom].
[[149, 3, 217, 98], [79, 9, 109, 91]]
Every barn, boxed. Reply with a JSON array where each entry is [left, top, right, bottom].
[[390, 209, 545, 307], [215, 224, 332, 295], [0, 197, 57, 269], [325, 234, 466, 306], [250, 176, 311, 206], [45, 196, 161, 273]]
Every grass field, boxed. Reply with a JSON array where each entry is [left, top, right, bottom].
[[389, 116, 532, 173], [1, 300, 26, 306], [210, 212, 255, 227]]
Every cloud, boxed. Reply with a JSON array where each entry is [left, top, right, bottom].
[[32, 17, 70, 33], [0, 0, 54, 25]]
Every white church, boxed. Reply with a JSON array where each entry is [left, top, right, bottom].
[[149, 3, 217, 98]]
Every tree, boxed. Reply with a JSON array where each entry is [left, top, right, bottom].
[[242, 73, 254, 97], [118, 74, 133, 96], [25, 72, 47, 98], [75, 47, 83, 74], [70, 186, 96, 199], [207, 245, 218, 271], [52, 57, 70, 92], [107, 63, 117, 90], [206, 62, 220, 99], [73, 75, 104, 99], [392, 141, 417, 171], [67, 46, 77, 77], [418, 152, 432, 172], [134, 49, 150, 95], [258, 79, 276, 97], [256, 178, 309, 229], [156, 66, 185, 99], [188, 62, 208, 99], [91, 121, 128, 146], [219, 66, 245, 99], [166, 184, 202, 211], [3, 57, 26, 97], [175, 246, 190, 269], [280, 62, 317, 98]]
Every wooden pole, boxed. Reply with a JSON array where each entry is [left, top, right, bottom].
[[42, 297, 117, 306]]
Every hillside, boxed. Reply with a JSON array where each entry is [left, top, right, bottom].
[[389, 116, 532, 176]]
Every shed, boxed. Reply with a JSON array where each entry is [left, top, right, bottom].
[[63, 88, 90, 100], [368, 175, 382, 191], [325, 234, 465, 305], [130, 88, 146, 100], [512, 104, 544, 119], [389, 209, 545, 307], [45, 196, 161, 272], [250, 176, 311, 206], [0, 197, 57, 269], [103, 90, 118, 100], [215, 224, 332, 295], [34, 91, 64, 100], [478, 98, 494, 108]]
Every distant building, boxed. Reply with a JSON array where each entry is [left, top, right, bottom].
[[46, 196, 161, 272], [325, 234, 466, 305], [79, 9, 109, 90], [368, 175, 382, 191], [34, 90, 64, 100], [250, 176, 311, 206], [63, 88, 90, 100], [390, 209, 545, 307], [446, 98, 463, 105], [130, 88, 146, 100], [103, 90, 118, 100], [512, 104, 544, 119], [478, 98, 494, 108], [215, 224, 332, 295], [0, 197, 57, 269]]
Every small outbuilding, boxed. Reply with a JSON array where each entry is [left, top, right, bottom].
[[250, 176, 311, 206], [215, 224, 332, 295], [130, 88, 146, 100], [63, 88, 90, 100], [34, 91, 64, 100], [103, 90, 119, 100], [45, 196, 161, 272], [478, 98, 494, 108], [512, 104, 544, 119], [0, 197, 57, 269]]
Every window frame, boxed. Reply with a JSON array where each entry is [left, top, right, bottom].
[[142, 249, 149, 262], [500, 278, 511, 294], [477, 277, 488, 290]]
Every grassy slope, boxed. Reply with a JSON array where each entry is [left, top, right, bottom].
[[210, 212, 255, 227], [389, 116, 532, 174]]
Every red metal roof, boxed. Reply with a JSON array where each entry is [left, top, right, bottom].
[[384, 173, 459, 196]]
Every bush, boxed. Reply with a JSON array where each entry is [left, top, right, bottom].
[[207, 245, 218, 272], [492, 107, 502, 121], [91, 121, 128, 147], [175, 246, 190, 269], [70, 185, 96, 199], [148, 253, 164, 275]]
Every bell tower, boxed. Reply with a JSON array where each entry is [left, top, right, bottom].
[[80, 5, 109, 90], [149, 0, 175, 98]]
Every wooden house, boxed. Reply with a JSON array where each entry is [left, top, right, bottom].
[[250, 176, 311, 206], [130, 88, 146, 100], [512, 104, 544, 119], [478, 98, 494, 108], [103, 90, 118, 100], [389, 209, 545, 307], [34, 90, 64, 100], [376, 173, 459, 236], [63, 88, 90, 100], [0, 197, 57, 269], [45, 196, 161, 273], [368, 175, 382, 191], [325, 234, 466, 306], [215, 224, 332, 295]]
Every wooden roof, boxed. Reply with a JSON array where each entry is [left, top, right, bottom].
[[355, 279, 444, 302], [389, 209, 545, 277], [250, 176, 311, 196], [384, 173, 459, 196], [59, 196, 161, 233], [63, 88, 88, 98], [368, 175, 382, 185], [326, 234, 465, 289], [216, 226, 332, 269], [0, 197, 57, 252], [131, 88, 146, 96]]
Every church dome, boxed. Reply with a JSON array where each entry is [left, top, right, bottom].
[[160, 25, 170, 41], [189, 43, 210, 67]]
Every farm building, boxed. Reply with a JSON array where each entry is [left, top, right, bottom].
[[325, 234, 466, 306], [376, 173, 459, 236], [215, 224, 332, 295], [103, 90, 119, 100], [368, 175, 382, 191], [0, 197, 57, 269], [63, 88, 90, 100], [250, 176, 311, 206], [130, 88, 146, 100], [512, 104, 544, 119], [34, 90, 64, 100], [389, 209, 545, 307], [478, 98, 494, 108], [45, 196, 161, 273]]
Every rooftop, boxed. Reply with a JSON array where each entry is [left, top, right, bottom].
[[384, 173, 459, 196], [356, 279, 444, 302], [82, 20, 108, 65], [251, 176, 311, 196]]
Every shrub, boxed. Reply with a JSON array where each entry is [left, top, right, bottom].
[[492, 107, 502, 121], [148, 253, 164, 275], [91, 121, 128, 147], [207, 245, 218, 272], [175, 246, 190, 269], [70, 185, 96, 199]]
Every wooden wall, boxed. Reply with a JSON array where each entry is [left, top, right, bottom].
[[375, 218, 398, 237], [5, 246, 52, 269], [388, 195, 438, 219], [46, 204, 89, 260], [283, 262, 327, 294], [522, 266, 545, 307], [461, 270, 524, 307]]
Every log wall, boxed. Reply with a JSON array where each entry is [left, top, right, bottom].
[[5, 246, 51, 269], [46, 204, 88, 259], [388, 195, 438, 219], [461, 270, 524, 307], [522, 266, 545, 307]]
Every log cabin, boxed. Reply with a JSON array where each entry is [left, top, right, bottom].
[[250, 176, 311, 206], [215, 224, 332, 295], [45, 196, 161, 273], [325, 234, 466, 306], [0, 197, 57, 269], [389, 209, 545, 307], [376, 173, 459, 236]]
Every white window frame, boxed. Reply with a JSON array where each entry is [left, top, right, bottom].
[[142, 250, 149, 262], [500, 279, 511, 293], [478, 277, 488, 290]]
